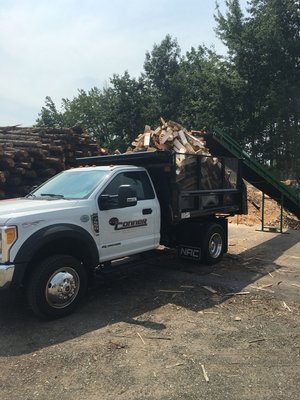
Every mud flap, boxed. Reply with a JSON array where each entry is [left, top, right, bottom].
[[178, 245, 202, 261]]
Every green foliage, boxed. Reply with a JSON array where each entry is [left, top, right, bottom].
[[143, 35, 182, 120], [107, 72, 148, 150], [36, 2, 300, 177], [36, 96, 64, 127], [177, 46, 244, 137], [215, 0, 300, 176]]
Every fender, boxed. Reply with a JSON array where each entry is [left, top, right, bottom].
[[13, 224, 99, 284]]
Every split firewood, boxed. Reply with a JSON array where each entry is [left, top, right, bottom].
[[158, 129, 171, 144], [127, 118, 232, 190], [129, 118, 215, 187], [130, 118, 210, 156], [143, 132, 151, 147]]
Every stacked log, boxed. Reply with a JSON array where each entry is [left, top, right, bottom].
[[129, 118, 224, 191], [0, 126, 103, 199]]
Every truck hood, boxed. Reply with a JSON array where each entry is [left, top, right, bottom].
[[0, 198, 85, 225]]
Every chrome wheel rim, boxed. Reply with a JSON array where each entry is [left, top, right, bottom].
[[45, 267, 80, 309], [208, 233, 222, 258]]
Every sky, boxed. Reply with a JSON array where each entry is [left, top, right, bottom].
[[0, 0, 248, 126]]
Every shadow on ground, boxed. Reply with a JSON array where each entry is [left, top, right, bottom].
[[0, 227, 299, 356]]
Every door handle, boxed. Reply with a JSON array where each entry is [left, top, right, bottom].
[[142, 208, 152, 215]]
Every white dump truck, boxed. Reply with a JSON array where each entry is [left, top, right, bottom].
[[0, 151, 246, 318]]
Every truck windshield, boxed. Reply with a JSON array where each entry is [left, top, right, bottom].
[[31, 170, 108, 200]]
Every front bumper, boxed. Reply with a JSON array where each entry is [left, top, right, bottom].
[[0, 264, 15, 290]]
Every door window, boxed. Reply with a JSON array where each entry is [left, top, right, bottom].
[[102, 171, 155, 201]]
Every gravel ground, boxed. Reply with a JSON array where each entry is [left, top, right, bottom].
[[0, 224, 299, 400]]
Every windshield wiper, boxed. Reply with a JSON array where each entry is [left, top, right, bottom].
[[40, 193, 65, 199]]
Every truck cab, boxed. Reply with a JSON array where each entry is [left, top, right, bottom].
[[0, 165, 160, 318]]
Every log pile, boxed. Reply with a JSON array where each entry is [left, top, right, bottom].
[[128, 118, 226, 192], [0, 125, 103, 199]]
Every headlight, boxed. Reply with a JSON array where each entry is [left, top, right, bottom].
[[0, 226, 18, 263]]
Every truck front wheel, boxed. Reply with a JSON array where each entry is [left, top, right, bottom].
[[27, 255, 87, 319], [202, 223, 225, 265]]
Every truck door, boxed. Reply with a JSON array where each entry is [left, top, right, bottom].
[[97, 170, 160, 262]]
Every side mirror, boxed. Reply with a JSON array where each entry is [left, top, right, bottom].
[[98, 194, 111, 210], [99, 194, 118, 210], [118, 185, 137, 208]]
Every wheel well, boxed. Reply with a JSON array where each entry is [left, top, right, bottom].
[[22, 237, 96, 286], [173, 217, 228, 251]]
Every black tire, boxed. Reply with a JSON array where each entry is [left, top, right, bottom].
[[202, 223, 225, 265], [27, 255, 87, 319]]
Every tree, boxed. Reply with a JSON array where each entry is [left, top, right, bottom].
[[106, 72, 149, 150], [36, 96, 64, 128], [36, 72, 154, 150], [215, 0, 300, 176], [37, 88, 116, 146], [177, 45, 244, 137], [36, 1, 300, 177], [143, 34, 183, 120]]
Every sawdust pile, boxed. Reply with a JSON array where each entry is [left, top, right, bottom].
[[230, 185, 300, 230]]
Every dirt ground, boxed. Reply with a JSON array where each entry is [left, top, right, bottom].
[[0, 223, 299, 400]]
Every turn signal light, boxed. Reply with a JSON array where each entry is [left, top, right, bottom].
[[6, 227, 17, 245]]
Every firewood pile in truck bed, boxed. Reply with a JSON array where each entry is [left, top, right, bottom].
[[128, 118, 228, 191], [0, 125, 102, 199], [128, 118, 210, 156]]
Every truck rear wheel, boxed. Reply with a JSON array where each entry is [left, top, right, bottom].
[[202, 223, 225, 265], [27, 255, 87, 319]]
